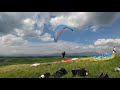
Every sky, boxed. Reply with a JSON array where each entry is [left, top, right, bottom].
[[0, 12, 120, 55]]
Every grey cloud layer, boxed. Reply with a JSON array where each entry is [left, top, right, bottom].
[[50, 12, 120, 30], [0, 12, 119, 34], [0, 12, 35, 34], [92, 12, 119, 25]]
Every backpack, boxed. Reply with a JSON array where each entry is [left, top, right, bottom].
[[54, 68, 67, 78], [44, 73, 50, 78], [72, 68, 88, 76], [79, 68, 88, 76]]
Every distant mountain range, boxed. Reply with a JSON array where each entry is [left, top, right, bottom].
[[50, 52, 101, 57], [0, 52, 101, 57]]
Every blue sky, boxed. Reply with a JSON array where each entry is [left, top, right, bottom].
[[0, 12, 120, 55]]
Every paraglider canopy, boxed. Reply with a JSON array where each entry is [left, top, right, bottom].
[[53, 24, 74, 42]]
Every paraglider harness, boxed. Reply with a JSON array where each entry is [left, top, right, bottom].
[[53, 68, 67, 78], [72, 68, 89, 76]]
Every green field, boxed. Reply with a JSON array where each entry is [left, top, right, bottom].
[[0, 54, 120, 78]]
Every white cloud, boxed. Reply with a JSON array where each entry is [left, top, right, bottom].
[[50, 12, 93, 29], [0, 34, 27, 46], [50, 12, 119, 30], [0, 12, 35, 34], [38, 33, 54, 41], [0, 39, 118, 55], [15, 28, 42, 39], [90, 26, 96, 29], [94, 39, 120, 45], [0, 12, 119, 35], [75, 46, 79, 48], [90, 26, 99, 32], [92, 29, 96, 32], [22, 18, 35, 29], [15, 17, 44, 39]]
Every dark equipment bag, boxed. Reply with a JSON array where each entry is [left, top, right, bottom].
[[72, 68, 88, 76], [53, 68, 67, 78]]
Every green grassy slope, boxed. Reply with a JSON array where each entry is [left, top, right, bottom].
[[0, 54, 120, 78], [0, 57, 63, 66]]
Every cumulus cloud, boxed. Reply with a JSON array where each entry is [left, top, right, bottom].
[[22, 18, 35, 29], [0, 12, 119, 35], [0, 12, 35, 34], [90, 26, 99, 32], [0, 12, 119, 39], [15, 16, 53, 41], [93, 12, 119, 25], [50, 12, 92, 29], [50, 12, 119, 30], [0, 39, 117, 55], [0, 34, 28, 46], [38, 33, 54, 41], [0, 41, 78, 55], [94, 38, 120, 46], [15, 28, 42, 39], [14, 12, 52, 40], [15, 17, 44, 39]]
